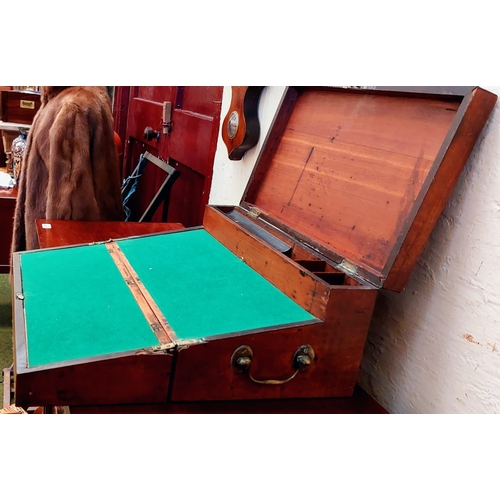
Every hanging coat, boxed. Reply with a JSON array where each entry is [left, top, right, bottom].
[[11, 86, 124, 253]]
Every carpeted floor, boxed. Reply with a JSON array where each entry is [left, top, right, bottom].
[[0, 274, 13, 404]]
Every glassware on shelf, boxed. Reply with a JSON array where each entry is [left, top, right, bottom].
[[11, 127, 28, 182], [13, 86, 39, 91], [5, 152, 13, 177]]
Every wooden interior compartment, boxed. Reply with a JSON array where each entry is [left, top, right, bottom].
[[293, 259, 349, 286], [213, 205, 361, 287], [204, 206, 327, 320], [204, 206, 369, 318], [294, 259, 331, 272]]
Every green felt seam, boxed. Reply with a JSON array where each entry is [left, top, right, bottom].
[[117, 229, 315, 341], [20, 244, 160, 367]]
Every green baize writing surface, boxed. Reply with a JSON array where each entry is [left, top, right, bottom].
[[21, 229, 315, 367]]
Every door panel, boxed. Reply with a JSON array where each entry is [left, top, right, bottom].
[[168, 161, 206, 228], [127, 98, 164, 145], [180, 86, 225, 116], [119, 86, 223, 226], [169, 110, 216, 176]]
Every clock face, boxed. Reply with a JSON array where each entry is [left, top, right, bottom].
[[227, 111, 239, 139]]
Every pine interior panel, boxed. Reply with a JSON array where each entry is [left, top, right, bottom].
[[247, 89, 460, 277]]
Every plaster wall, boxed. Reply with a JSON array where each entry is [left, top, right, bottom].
[[209, 86, 287, 205], [209, 86, 500, 414], [359, 85, 500, 414]]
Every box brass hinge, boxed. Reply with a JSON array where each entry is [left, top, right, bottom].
[[338, 259, 359, 277], [150, 343, 174, 352], [248, 207, 261, 218], [176, 339, 206, 350], [139, 343, 176, 355]]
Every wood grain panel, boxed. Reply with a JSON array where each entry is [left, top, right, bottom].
[[119, 86, 222, 227], [1, 90, 41, 124], [384, 87, 498, 290], [136, 86, 177, 103], [168, 109, 216, 177], [15, 353, 173, 407], [180, 86, 223, 117], [36, 220, 184, 248], [127, 98, 164, 145], [246, 88, 460, 280], [167, 160, 206, 228]]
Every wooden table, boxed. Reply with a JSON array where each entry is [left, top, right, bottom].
[[69, 385, 386, 414], [36, 219, 184, 248], [34, 219, 387, 414]]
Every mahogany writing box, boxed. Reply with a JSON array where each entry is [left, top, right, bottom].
[[12, 86, 497, 408]]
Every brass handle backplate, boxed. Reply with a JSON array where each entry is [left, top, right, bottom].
[[230, 344, 315, 385]]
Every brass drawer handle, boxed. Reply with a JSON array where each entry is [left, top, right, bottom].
[[230, 345, 315, 385]]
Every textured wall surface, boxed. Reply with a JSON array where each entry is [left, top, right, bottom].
[[359, 85, 500, 414], [209, 86, 500, 414]]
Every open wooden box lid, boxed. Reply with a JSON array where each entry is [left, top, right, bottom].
[[241, 86, 497, 292]]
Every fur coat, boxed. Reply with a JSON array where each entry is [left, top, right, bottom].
[[12, 86, 124, 253]]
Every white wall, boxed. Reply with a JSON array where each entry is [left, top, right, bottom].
[[359, 85, 500, 414], [209, 86, 500, 414], [209, 86, 287, 205]]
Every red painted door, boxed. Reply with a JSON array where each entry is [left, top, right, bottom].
[[115, 86, 223, 227]]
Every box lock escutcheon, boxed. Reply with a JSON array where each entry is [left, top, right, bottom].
[[230, 344, 315, 385]]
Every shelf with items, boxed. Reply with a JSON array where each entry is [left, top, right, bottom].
[[0, 87, 37, 273], [0, 87, 38, 179], [1, 88, 41, 124]]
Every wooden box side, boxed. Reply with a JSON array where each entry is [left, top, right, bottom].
[[384, 87, 498, 290], [15, 353, 174, 408], [171, 286, 378, 402], [203, 205, 331, 319], [12, 252, 174, 408]]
